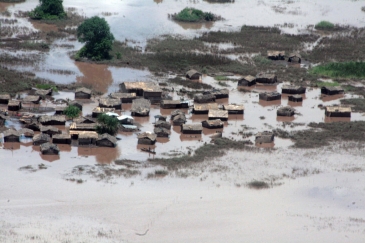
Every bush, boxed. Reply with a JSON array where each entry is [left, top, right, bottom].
[[247, 180, 269, 189], [29, 0, 66, 20], [173, 8, 218, 22], [36, 83, 58, 91], [63, 105, 80, 119], [315, 21, 335, 30], [310, 62, 365, 79], [96, 114, 119, 136]]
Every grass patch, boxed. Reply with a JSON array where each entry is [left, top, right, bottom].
[[247, 180, 270, 189], [253, 55, 272, 66], [315, 21, 335, 30], [172, 7, 219, 22], [36, 83, 58, 91], [315, 81, 340, 87], [310, 62, 365, 79], [214, 75, 228, 81], [341, 99, 365, 112]]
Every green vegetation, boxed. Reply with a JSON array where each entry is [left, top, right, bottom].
[[173, 8, 217, 22], [96, 114, 119, 136], [253, 55, 272, 66], [76, 16, 115, 61], [29, 0, 66, 20], [247, 180, 270, 189], [64, 105, 80, 119], [310, 62, 365, 79], [36, 83, 58, 91], [315, 81, 340, 87], [214, 76, 227, 81], [315, 21, 335, 30]]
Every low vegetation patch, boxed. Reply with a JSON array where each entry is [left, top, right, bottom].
[[36, 83, 58, 91], [315, 81, 340, 87], [341, 99, 365, 112], [172, 8, 220, 22], [63, 105, 81, 120], [96, 114, 119, 136], [29, 0, 66, 20], [310, 62, 365, 79], [69, 165, 140, 182], [315, 21, 335, 30], [247, 180, 270, 189]]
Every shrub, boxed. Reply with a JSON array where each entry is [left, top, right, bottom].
[[315, 21, 335, 30], [29, 0, 66, 20], [36, 83, 58, 91], [96, 113, 119, 136], [63, 105, 80, 119], [247, 180, 269, 189], [173, 8, 218, 22], [310, 62, 365, 79]]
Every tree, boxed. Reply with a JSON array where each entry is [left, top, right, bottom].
[[96, 114, 119, 136], [63, 105, 80, 120], [29, 0, 66, 20], [76, 16, 115, 61]]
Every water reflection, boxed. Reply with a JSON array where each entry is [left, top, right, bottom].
[[77, 146, 121, 164], [324, 117, 351, 123], [40, 154, 60, 162], [75, 62, 113, 93], [175, 21, 214, 30]]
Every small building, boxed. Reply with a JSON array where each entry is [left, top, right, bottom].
[[131, 99, 151, 116], [23, 95, 42, 104], [117, 115, 134, 125], [208, 110, 228, 121], [193, 103, 219, 114], [255, 131, 274, 144], [194, 93, 216, 103], [96, 133, 117, 147], [137, 132, 157, 145], [55, 106, 66, 115], [40, 125, 61, 137], [186, 69, 202, 80], [0, 113, 7, 126], [160, 100, 189, 109], [18, 128, 34, 137], [8, 100, 21, 111], [38, 115, 66, 126], [238, 75, 256, 87], [223, 104, 244, 114], [110, 92, 137, 103], [267, 50, 285, 60], [256, 73, 277, 84], [120, 124, 138, 132], [119, 81, 162, 103], [52, 133, 71, 144], [181, 123, 203, 134], [154, 127, 171, 137], [288, 53, 301, 63], [69, 100, 83, 111], [321, 86, 344, 95], [277, 106, 295, 117], [325, 106, 351, 117], [0, 94, 11, 104], [40, 142, 60, 155], [210, 89, 229, 99], [26, 122, 41, 131], [281, 85, 306, 94], [35, 89, 52, 96], [92, 107, 115, 118], [155, 120, 171, 129], [259, 92, 282, 101], [201, 119, 224, 129], [75, 87, 92, 99], [33, 133, 51, 145], [172, 114, 186, 125], [69, 122, 97, 131], [78, 132, 98, 145], [3, 129, 20, 142], [99, 98, 122, 110], [74, 116, 97, 124], [288, 95, 303, 102], [171, 109, 185, 119]]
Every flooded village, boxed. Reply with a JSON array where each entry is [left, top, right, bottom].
[[1, 0, 365, 242]]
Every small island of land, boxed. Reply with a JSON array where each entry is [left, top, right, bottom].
[[170, 7, 222, 22]]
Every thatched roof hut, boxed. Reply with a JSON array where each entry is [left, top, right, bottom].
[[38, 115, 66, 126], [155, 120, 171, 129], [223, 104, 244, 114], [193, 103, 218, 114], [23, 95, 42, 104], [210, 89, 229, 99], [117, 115, 134, 125], [160, 100, 189, 109], [110, 92, 137, 103], [92, 107, 115, 118], [35, 89, 52, 96], [119, 82, 162, 103], [238, 75, 256, 87], [99, 98, 122, 110], [154, 127, 171, 137], [181, 123, 203, 134], [255, 131, 274, 144], [52, 133, 71, 144], [288, 53, 301, 63], [3, 129, 20, 142], [18, 128, 34, 137], [186, 69, 202, 80], [194, 93, 216, 103], [321, 86, 344, 95], [0, 94, 11, 104], [131, 99, 151, 116], [201, 119, 224, 129], [55, 106, 66, 115], [256, 73, 277, 84], [8, 100, 21, 111], [288, 95, 303, 102], [96, 133, 117, 147], [26, 122, 41, 131], [74, 116, 97, 124], [267, 50, 285, 60], [259, 92, 281, 101], [78, 131, 98, 145], [282, 85, 306, 94], [208, 110, 228, 121], [33, 133, 51, 145], [40, 125, 61, 137], [277, 106, 295, 117], [137, 132, 157, 145], [69, 100, 83, 111], [69, 122, 97, 131], [325, 106, 351, 117], [120, 124, 138, 132], [40, 142, 60, 155], [75, 87, 92, 99], [171, 109, 185, 119], [172, 114, 186, 125]]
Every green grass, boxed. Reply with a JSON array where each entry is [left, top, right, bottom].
[[310, 62, 365, 79], [315, 21, 335, 30], [214, 75, 228, 81], [315, 81, 340, 87], [173, 8, 216, 22], [36, 83, 58, 91]]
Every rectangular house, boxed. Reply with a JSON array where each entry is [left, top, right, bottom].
[[288, 95, 303, 102], [259, 92, 282, 101], [267, 50, 285, 60], [211, 89, 229, 99], [119, 81, 162, 103], [325, 106, 351, 117], [321, 86, 344, 95], [38, 115, 66, 126], [92, 107, 115, 118], [181, 123, 203, 134], [110, 92, 137, 103], [193, 103, 219, 114], [75, 87, 92, 99], [3, 129, 20, 142], [78, 132, 98, 145], [277, 106, 295, 117], [52, 133, 72, 144], [131, 99, 151, 116], [160, 100, 189, 109], [0, 94, 11, 104], [256, 73, 277, 84], [238, 75, 256, 87], [194, 93, 216, 103], [223, 104, 244, 114], [99, 98, 122, 110], [208, 110, 228, 121], [96, 133, 117, 147], [23, 95, 42, 104], [201, 119, 224, 129], [281, 85, 306, 94], [69, 122, 97, 131], [255, 131, 274, 144], [137, 132, 157, 145], [8, 100, 21, 111]]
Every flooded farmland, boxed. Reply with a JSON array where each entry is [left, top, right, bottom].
[[1, 0, 365, 242]]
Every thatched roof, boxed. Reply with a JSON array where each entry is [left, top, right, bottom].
[[74, 116, 97, 124], [131, 99, 151, 113], [288, 53, 301, 58], [261, 91, 281, 98], [154, 127, 171, 135], [8, 100, 21, 106], [211, 89, 229, 95], [33, 133, 51, 142], [202, 119, 224, 126], [69, 100, 83, 107], [0, 94, 10, 100], [277, 106, 295, 113], [256, 131, 274, 137], [121, 82, 162, 92], [182, 123, 203, 131], [55, 106, 66, 112], [137, 132, 157, 141], [322, 86, 344, 92], [171, 109, 185, 118], [38, 115, 66, 123], [23, 95, 41, 103], [3, 129, 19, 137], [53, 133, 71, 139], [97, 133, 117, 143], [325, 106, 351, 113], [161, 100, 181, 105], [194, 93, 215, 102], [18, 128, 34, 136], [99, 98, 121, 106], [186, 69, 201, 78], [35, 89, 52, 96], [40, 142, 59, 153], [75, 87, 92, 94], [69, 122, 97, 131], [78, 131, 99, 139], [267, 50, 285, 57], [92, 107, 115, 113], [240, 75, 256, 82], [40, 125, 59, 133], [194, 103, 218, 111], [208, 110, 228, 119], [223, 104, 244, 111], [110, 92, 136, 99]]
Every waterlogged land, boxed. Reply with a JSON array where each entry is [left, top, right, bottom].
[[1, 0, 365, 242]]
